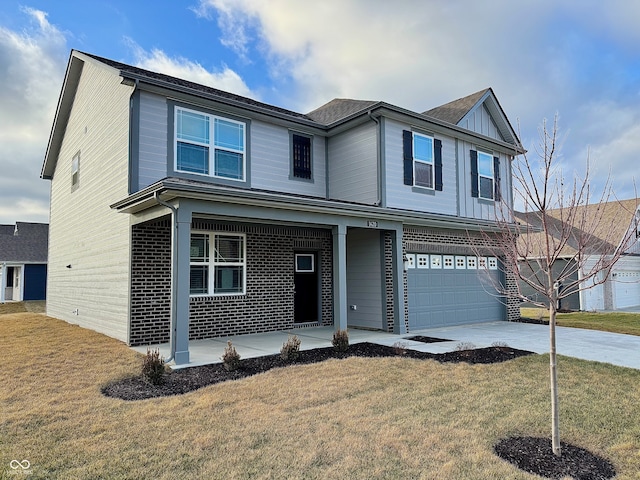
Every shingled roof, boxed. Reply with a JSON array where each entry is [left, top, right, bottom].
[[423, 88, 490, 124], [515, 199, 640, 258], [81, 52, 312, 122], [306, 99, 380, 125], [0, 223, 49, 263]]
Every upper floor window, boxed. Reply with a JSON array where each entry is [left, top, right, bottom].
[[470, 149, 501, 201], [402, 130, 443, 191], [71, 152, 80, 191], [291, 133, 312, 180], [190, 232, 246, 296], [175, 107, 245, 181]]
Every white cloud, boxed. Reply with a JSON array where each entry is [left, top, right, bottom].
[[126, 39, 258, 99], [197, 0, 640, 201], [0, 7, 68, 225]]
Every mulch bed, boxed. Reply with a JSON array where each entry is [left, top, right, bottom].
[[102, 342, 615, 477], [102, 342, 533, 401], [404, 335, 452, 343], [494, 436, 616, 479]]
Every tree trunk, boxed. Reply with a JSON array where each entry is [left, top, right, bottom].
[[549, 303, 561, 456]]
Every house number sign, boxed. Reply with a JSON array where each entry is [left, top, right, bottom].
[[367, 220, 378, 228]]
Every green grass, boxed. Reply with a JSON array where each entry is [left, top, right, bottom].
[[521, 307, 640, 336], [2, 313, 640, 478]]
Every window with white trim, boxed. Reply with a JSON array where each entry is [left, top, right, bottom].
[[443, 255, 454, 269], [71, 152, 80, 190], [413, 132, 434, 189], [417, 254, 429, 268], [466, 256, 477, 269], [175, 107, 245, 180], [430, 255, 442, 269], [190, 232, 246, 295], [477, 151, 494, 200], [455, 256, 466, 269]]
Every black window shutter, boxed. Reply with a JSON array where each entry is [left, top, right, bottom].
[[434, 139, 443, 191], [470, 150, 479, 197], [402, 130, 413, 186], [493, 156, 501, 201]]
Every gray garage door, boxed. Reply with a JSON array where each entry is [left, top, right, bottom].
[[407, 254, 505, 329]]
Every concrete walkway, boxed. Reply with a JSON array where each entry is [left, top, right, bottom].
[[133, 321, 640, 370]]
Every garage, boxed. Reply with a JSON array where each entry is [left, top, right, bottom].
[[613, 271, 640, 309], [407, 254, 505, 329]]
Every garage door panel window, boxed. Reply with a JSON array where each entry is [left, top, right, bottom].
[[417, 254, 429, 268], [455, 256, 466, 269], [466, 256, 477, 269], [443, 255, 454, 269]]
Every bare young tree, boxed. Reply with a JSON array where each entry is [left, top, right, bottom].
[[479, 115, 638, 456]]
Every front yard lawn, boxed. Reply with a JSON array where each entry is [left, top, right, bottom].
[[3, 313, 640, 479], [521, 308, 640, 336]]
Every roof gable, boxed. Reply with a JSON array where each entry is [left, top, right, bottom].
[[424, 88, 520, 145]]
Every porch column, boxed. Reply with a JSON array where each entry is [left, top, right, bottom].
[[392, 226, 407, 334], [173, 207, 192, 365], [332, 224, 348, 331]]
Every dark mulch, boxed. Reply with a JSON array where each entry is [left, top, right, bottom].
[[404, 335, 452, 343], [494, 436, 616, 479], [102, 342, 534, 401]]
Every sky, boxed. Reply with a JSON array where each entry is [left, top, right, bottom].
[[0, 0, 639, 225]]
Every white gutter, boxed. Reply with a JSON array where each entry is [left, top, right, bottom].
[[0, 262, 5, 303]]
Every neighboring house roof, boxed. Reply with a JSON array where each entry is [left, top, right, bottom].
[[515, 199, 640, 258], [424, 88, 520, 145], [0, 222, 49, 263]]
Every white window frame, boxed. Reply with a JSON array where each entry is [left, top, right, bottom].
[[412, 132, 435, 189], [417, 254, 429, 268], [71, 152, 80, 190], [295, 253, 315, 273], [430, 255, 442, 269], [443, 255, 454, 269], [488, 257, 498, 270], [190, 231, 246, 296], [466, 256, 477, 269], [405, 254, 416, 269], [477, 150, 494, 200], [175, 106, 246, 181], [455, 256, 466, 269]]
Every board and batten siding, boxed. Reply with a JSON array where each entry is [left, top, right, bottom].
[[458, 104, 503, 141], [457, 138, 512, 221], [384, 119, 457, 215], [47, 59, 133, 343], [137, 91, 168, 190], [250, 121, 326, 197], [328, 122, 378, 205]]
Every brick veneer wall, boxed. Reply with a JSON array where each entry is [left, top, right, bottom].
[[129, 217, 333, 346], [402, 226, 520, 322]]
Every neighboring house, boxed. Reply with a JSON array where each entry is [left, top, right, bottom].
[[516, 199, 640, 311], [41, 50, 524, 364], [0, 222, 48, 302]]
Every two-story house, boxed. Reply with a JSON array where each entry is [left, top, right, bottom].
[[42, 50, 523, 364]]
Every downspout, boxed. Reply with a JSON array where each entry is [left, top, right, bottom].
[[367, 111, 382, 206], [155, 191, 177, 363]]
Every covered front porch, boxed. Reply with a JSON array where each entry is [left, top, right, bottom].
[[132, 325, 454, 369]]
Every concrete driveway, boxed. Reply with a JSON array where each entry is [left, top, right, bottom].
[[408, 321, 640, 370]]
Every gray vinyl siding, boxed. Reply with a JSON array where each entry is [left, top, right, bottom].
[[384, 119, 457, 215], [137, 91, 168, 190], [458, 139, 512, 221], [346, 229, 383, 329], [328, 122, 378, 204], [458, 104, 504, 141], [250, 121, 326, 197], [46, 59, 133, 343]]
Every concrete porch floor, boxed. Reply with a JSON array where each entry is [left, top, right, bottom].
[[132, 321, 640, 370]]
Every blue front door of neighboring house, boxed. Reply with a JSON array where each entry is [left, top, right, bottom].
[[294, 252, 318, 323]]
